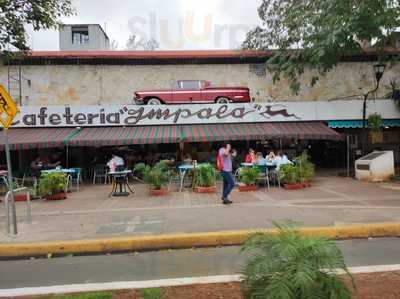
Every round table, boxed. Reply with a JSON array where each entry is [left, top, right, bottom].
[[108, 170, 134, 197]]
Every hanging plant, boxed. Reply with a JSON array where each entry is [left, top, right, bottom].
[[368, 113, 383, 131]]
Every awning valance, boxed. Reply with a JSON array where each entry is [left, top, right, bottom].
[[0, 122, 341, 150], [67, 125, 181, 147], [0, 128, 78, 150], [328, 119, 400, 128]]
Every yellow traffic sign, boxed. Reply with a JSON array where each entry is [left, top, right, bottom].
[[0, 84, 19, 129]]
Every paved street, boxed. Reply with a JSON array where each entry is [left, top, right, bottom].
[[1, 238, 400, 289], [1, 175, 400, 243]]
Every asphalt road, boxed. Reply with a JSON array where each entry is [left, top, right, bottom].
[[1, 238, 400, 289]]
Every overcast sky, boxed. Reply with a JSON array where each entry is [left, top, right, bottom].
[[25, 0, 262, 51]]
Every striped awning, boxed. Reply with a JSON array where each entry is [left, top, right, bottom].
[[68, 125, 181, 147], [328, 119, 400, 128], [0, 128, 78, 150], [0, 122, 341, 150], [181, 122, 342, 142], [181, 123, 282, 142]]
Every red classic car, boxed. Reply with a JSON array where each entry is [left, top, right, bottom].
[[134, 80, 251, 105]]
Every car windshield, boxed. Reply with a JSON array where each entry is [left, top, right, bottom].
[[178, 81, 201, 89]]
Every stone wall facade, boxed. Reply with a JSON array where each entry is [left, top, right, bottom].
[[0, 61, 399, 106]]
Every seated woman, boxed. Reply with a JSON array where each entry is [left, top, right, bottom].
[[244, 148, 256, 164], [266, 150, 276, 162]]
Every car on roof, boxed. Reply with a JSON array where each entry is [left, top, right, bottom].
[[134, 80, 251, 105]]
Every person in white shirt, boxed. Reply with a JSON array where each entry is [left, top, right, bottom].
[[107, 154, 125, 171]]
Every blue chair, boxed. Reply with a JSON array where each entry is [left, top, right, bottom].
[[69, 168, 82, 190]]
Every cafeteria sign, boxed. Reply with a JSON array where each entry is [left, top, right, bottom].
[[0, 84, 19, 129], [11, 103, 301, 128]]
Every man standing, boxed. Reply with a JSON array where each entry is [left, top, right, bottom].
[[218, 143, 235, 205]]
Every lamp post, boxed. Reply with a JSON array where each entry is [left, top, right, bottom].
[[361, 63, 386, 154]]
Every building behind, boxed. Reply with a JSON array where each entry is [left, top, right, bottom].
[[59, 24, 110, 51]]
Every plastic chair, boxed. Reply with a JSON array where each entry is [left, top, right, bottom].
[[92, 165, 109, 184], [69, 168, 82, 190], [255, 165, 270, 188]]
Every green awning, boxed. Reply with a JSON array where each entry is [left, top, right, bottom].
[[328, 119, 400, 128]]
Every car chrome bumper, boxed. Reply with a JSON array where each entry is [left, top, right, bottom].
[[134, 97, 145, 105]]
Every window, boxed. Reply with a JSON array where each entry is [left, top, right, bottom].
[[179, 81, 201, 89], [72, 26, 89, 44]]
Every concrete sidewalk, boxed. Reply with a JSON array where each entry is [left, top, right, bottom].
[[1, 175, 400, 243]]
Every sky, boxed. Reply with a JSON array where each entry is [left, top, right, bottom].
[[25, 0, 262, 51]]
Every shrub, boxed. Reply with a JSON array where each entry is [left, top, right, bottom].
[[140, 288, 163, 299], [239, 167, 260, 185], [143, 164, 169, 190], [368, 113, 383, 131], [241, 222, 354, 299], [294, 153, 315, 182], [195, 163, 216, 187], [133, 162, 146, 178], [38, 172, 67, 196], [279, 164, 300, 184]]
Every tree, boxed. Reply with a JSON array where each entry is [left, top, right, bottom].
[[243, 0, 400, 94], [0, 0, 74, 51], [125, 34, 159, 51]]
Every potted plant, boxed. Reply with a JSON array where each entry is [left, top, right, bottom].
[[38, 172, 67, 200], [279, 164, 302, 190], [368, 113, 384, 144], [294, 153, 315, 187], [194, 163, 217, 193], [143, 162, 170, 196], [238, 167, 260, 192]]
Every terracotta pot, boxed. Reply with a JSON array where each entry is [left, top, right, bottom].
[[14, 194, 29, 202], [283, 183, 303, 190], [195, 186, 217, 193], [46, 192, 67, 200], [149, 187, 168, 196], [239, 184, 257, 192]]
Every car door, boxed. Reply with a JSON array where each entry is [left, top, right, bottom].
[[172, 80, 202, 103]]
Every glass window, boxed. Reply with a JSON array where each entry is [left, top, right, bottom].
[[179, 81, 201, 89], [72, 26, 89, 44]]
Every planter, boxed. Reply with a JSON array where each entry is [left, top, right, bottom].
[[45, 192, 67, 200], [149, 187, 168, 196], [239, 184, 257, 192], [14, 193, 31, 202], [369, 131, 383, 144], [195, 186, 217, 193], [283, 183, 303, 190]]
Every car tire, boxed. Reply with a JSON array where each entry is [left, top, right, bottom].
[[216, 97, 230, 104], [147, 98, 162, 105]]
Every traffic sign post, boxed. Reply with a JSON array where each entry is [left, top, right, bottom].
[[0, 84, 19, 234]]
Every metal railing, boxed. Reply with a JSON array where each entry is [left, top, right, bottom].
[[4, 187, 31, 234]]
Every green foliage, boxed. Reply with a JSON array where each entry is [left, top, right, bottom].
[[279, 164, 300, 184], [294, 153, 315, 182], [241, 222, 354, 299], [49, 291, 113, 299], [243, 0, 400, 94], [0, 0, 75, 51], [368, 112, 383, 131], [133, 162, 146, 178], [239, 167, 260, 185], [139, 288, 163, 299], [143, 164, 169, 190], [38, 172, 66, 196], [195, 163, 216, 187]]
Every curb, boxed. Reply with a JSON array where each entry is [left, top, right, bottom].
[[3, 265, 400, 297], [1, 222, 400, 258]]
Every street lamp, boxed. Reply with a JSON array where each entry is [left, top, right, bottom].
[[362, 63, 386, 129]]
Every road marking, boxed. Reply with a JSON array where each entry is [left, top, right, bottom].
[[1, 264, 400, 297]]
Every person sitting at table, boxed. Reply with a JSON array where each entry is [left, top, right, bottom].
[[255, 152, 267, 165], [244, 148, 256, 163], [107, 154, 125, 172], [30, 155, 61, 170], [266, 150, 276, 162], [182, 154, 192, 165]]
